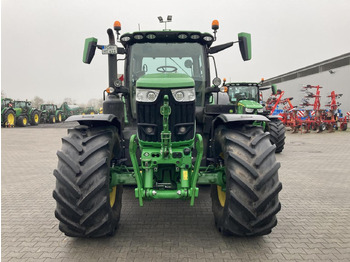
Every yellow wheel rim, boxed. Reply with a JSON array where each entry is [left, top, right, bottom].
[[58, 114, 62, 122], [7, 113, 15, 125], [110, 186, 117, 207], [34, 114, 39, 123], [23, 117, 27, 126], [53, 117, 56, 123], [217, 185, 226, 207], [90, 112, 95, 115]]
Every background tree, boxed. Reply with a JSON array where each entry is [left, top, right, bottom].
[[63, 97, 76, 105], [1, 90, 6, 99], [32, 96, 44, 108]]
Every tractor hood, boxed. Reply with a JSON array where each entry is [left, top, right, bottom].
[[136, 73, 195, 89], [238, 100, 263, 109]]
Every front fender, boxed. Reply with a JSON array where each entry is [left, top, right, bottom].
[[267, 115, 283, 120], [215, 113, 269, 124], [212, 113, 269, 132], [66, 114, 122, 134]]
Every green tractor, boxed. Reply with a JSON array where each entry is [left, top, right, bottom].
[[53, 19, 282, 238], [221, 81, 286, 153], [40, 104, 63, 123], [82, 106, 97, 115], [1, 98, 16, 127], [12, 100, 41, 127], [59, 102, 82, 120]]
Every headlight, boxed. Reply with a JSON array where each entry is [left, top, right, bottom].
[[245, 108, 255, 113], [171, 88, 195, 102], [257, 108, 264, 113], [136, 89, 160, 102]]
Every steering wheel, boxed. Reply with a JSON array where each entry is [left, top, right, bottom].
[[157, 65, 177, 73]]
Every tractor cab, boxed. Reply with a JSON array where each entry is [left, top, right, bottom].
[[224, 82, 263, 114]]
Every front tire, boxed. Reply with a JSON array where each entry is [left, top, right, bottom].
[[3, 109, 16, 127], [17, 115, 28, 127], [53, 125, 123, 237], [30, 110, 40, 125], [211, 125, 282, 236], [49, 115, 56, 124]]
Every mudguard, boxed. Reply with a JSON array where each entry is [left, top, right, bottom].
[[65, 114, 121, 134], [215, 113, 269, 124], [212, 113, 269, 131], [267, 115, 282, 120]]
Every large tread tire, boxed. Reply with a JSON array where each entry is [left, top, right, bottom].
[[3, 109, 16, 127], [17, 115, 28, 127], [268, 119, 285, 153], [53, 125, 123, 238], [49, 115, 56, 124], [30, 110, 40, 126], [211, 125, 282, 236]]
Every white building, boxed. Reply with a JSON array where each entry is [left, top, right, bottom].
[[262, 53, 350, 114]]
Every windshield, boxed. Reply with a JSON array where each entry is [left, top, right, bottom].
[[228, 85, 259, 104], [14, 101, 26, 108], [128, 42, 206, 115], [42, 105, 54, 111]]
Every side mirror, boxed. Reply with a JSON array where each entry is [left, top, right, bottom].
[[271, 84, 277, 95], [83, 37, 98, 64], [238, 32, 252, 61]]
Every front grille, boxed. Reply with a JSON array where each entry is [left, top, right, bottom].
[[137, 89, 195, 142]]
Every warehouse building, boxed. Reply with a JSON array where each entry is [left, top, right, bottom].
[[262, 53, 350, 113]]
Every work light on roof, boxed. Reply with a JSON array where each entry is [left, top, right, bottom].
[[158, 15, 173, 30]]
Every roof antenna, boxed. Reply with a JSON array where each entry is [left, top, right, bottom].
[[138, 23, 141, 31], [158, 15, 172, 30]]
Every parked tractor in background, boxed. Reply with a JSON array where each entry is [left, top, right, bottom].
[[1, 98, 16, 127], [59, 102, 82, 120], [12, 100, 41, 127], [53, 19, 282, 238], [40, 104, 63, 123], [82, 106, 97, 115], [220, 81, 286, 153]]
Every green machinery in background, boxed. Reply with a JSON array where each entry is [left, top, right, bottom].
[[40, 104, 63, 123], [12, 100, 41, 127], [221, 81, 286, 153], [1, 98, 16, 127], [58, 102, 82, 120], [53, 19, 282, 238]]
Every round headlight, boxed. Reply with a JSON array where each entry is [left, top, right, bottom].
[[145, 127, 154, 134], [178, 126, 186, 134], [188, 90, 195, 101], [175, 91, 185, 101], [136, 92, 143, 101], [212, 77, 221, 87], [147, 91, 157, 102]]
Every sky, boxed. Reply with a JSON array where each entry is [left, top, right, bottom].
[[1, 0, 350, 105]]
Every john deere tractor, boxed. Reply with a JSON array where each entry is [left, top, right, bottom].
[[1, 98, 16, 127], [13, 100, 41, 127], [53, 20, 282, 238], [40, 104, 63, 123], [221, 81, 286, 153]]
